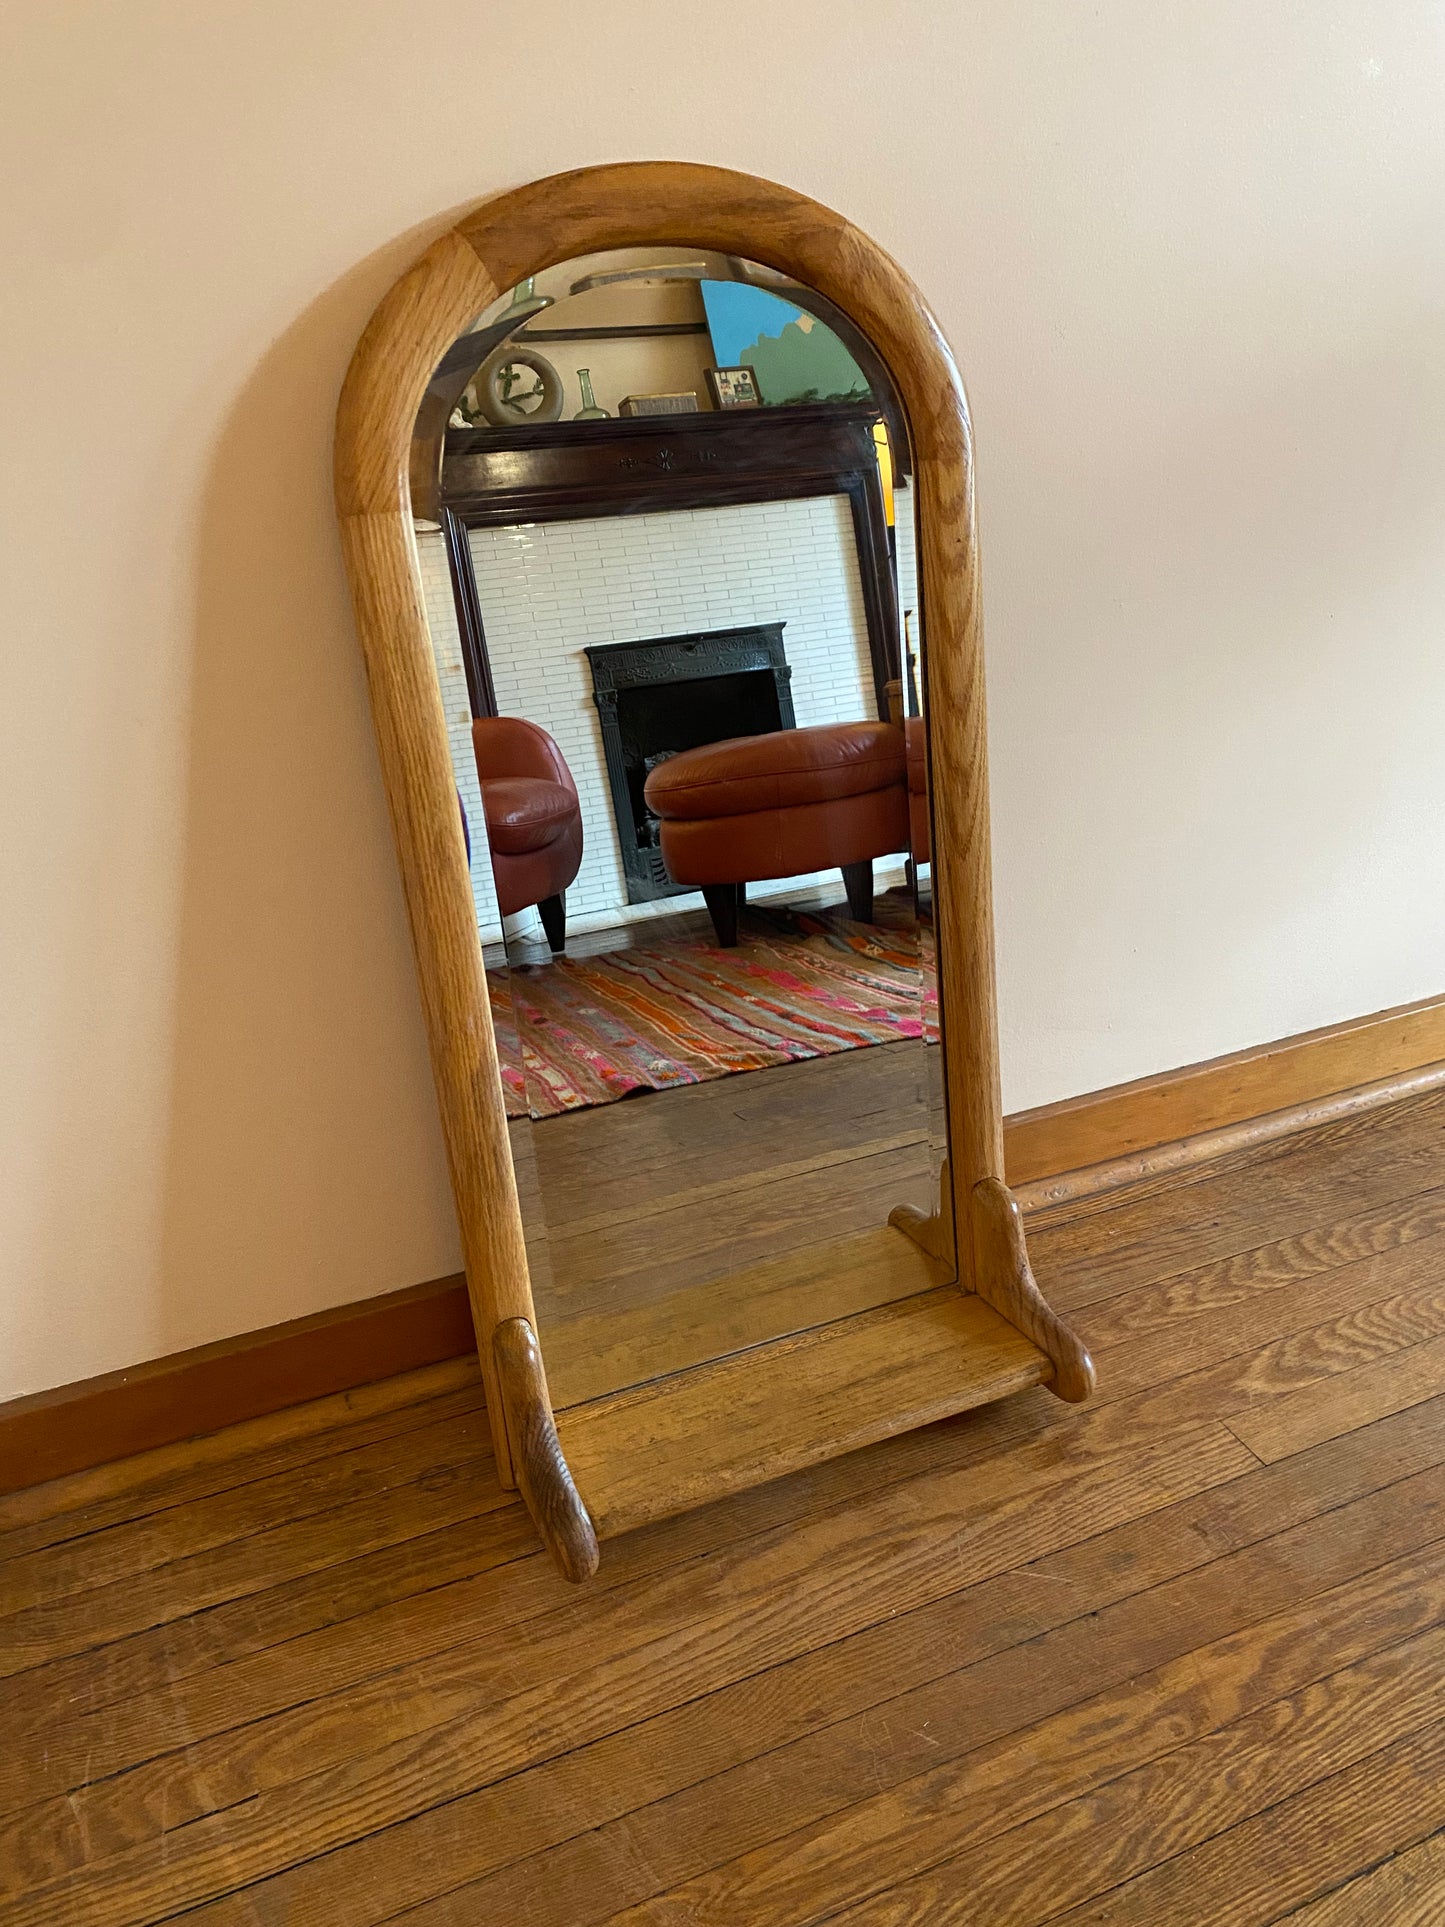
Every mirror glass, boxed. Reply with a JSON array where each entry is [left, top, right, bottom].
[[413, 249, 949, 1409]]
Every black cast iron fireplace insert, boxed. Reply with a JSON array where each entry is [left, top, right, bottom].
[[585, 623, 796, 903]]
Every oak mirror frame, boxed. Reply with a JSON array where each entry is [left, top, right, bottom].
[[335, 163, 1094, 1583]]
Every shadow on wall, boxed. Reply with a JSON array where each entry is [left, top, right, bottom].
[[155, 216, 473, 1357]]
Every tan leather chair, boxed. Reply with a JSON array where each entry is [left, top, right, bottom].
[[644, 720, 908, 945], [472, 717, 583, 952]]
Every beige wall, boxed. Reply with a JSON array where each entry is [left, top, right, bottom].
[[3, 0, 1444, 1400]]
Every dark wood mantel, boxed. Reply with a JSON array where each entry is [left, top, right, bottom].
[[439, 401, 901, 719]]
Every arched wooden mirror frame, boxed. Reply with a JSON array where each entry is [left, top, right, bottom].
[[335, 162, 1093, 1583]]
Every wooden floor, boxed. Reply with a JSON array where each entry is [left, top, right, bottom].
[[5, 1089, 1445, 1923], [519, 1039, 942, 1406], [503, 885, 944, 1405]]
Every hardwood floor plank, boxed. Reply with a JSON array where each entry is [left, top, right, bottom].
[[16, 1248, 1441, 1911], [36, 1140, 1441, 1672], [0, 1375, 484, 1559], [527, 1069, 1445, 1375], [544, 1221, 952, 1412], [523, 1038, 926, 1227], [2, 1092, 1442, 1927], [1030, 1721, 1445, 1927], [813, 1658, 1445, 1927], [0, 1502, 539, 1762], [543, 1128, 925, 1248], [1089, 1281, 1445, 1445], [1273, 1828, 1445, 1925], [0, 1360, 482, 1541], [0, 1330, 1104, 1775], [0, 1423, 1253, 1926], [1074, 1183, 1445, 1349], [8, 1223, 1437, 1829], [1034, 1080, 1445, 1240], [536, 1143, 931, 1335], [1228, 1331, 1445, 1464], [635, 1617, 1445, 1927], [0, 1393, 1048, 1775], [1081, 1237, 1445, 1405], [0, 1441, 511, 1679], [260, 1443, 1445, 1927], [6, 1207, 1438, 1820], [1030, 1089, 1445, 1303], [559, 1287, 1047, 1535], [0, 1403, 496, 1616]]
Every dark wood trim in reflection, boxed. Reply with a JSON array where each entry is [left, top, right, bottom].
[[442, 507, 496, 718], [440, 402, 901, 719], [515, 322, 708, 341]]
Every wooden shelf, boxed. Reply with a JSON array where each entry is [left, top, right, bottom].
[[555, 1282, 1052, 1540]]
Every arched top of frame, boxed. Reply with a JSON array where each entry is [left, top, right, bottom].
[[334, 162, 974, 539]]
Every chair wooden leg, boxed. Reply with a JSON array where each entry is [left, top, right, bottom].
[[841, 859, 874, 922], [538, 892, 566, 954], [702, 883, 740, 947]]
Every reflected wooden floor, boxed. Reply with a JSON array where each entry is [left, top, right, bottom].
[[505, 891, 944, 1407], [515, 1039, 942, 1407], [5, 1088, 1445, 1924]]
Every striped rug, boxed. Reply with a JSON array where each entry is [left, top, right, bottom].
[[490, 897, 935, 1120]]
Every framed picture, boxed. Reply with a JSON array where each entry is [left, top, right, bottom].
[[706, 364, 764, 410]]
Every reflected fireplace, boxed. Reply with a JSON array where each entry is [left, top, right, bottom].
[[585, 623, 795, 902]]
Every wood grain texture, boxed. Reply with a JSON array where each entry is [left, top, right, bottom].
[[1027, 1083, 1445, 1304], [619, 1561, 1445, 1926], [558, 1279, 1050, 1538], [9, 997, 1439, 1499], [970, 1176, 1094, 1399], [889, 1152, 957, 1262], [543, 1221, 947, 1412], [332, 161, 1083, 1567], [335, 230, 498, 519], [2, 1093, 1444, 1925], [1274, 1829, 1445, 1924], [1226, 1329, 1445, 1464], [1017, 1054, 1445, 1211], [1031, 1724, 1445, 1927], [0, 1275, 472, 1497], [335, 505, 531, 1489], [491, 1318, 598, 1582], [1007, 988, 1445, 1186], [28, 1182, 1431, 1774], [365, 1452, 1445, 1927]]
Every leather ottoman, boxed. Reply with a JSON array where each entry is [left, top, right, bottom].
[[644, 719, 909, 945]]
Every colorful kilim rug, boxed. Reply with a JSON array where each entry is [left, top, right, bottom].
[[491, 897, 936, 1120]]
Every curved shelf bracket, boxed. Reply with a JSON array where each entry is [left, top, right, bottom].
[[492, 1317, 600, 1581], [968, 1177, 1095, 1401], [889, 1154, 957, 1267]]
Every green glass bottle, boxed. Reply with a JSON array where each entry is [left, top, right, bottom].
[[573, 368, 609, 420]]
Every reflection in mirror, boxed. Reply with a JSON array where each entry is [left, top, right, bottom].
[[414, 249, 947, 1410]]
